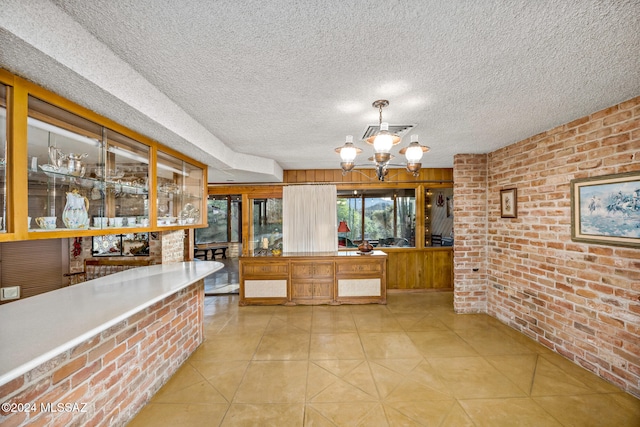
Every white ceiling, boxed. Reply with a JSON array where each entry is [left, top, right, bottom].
[[1, 0, 639, 183]]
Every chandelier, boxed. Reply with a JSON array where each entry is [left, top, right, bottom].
[[335, 100, 429, 181]]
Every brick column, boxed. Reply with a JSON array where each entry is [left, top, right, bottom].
[[453, 154, 488, 313], [161, 230, 186, 263]]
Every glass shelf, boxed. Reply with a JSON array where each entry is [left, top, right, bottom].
[[31, 169, 148, 195], [156, 150, 205, 226]]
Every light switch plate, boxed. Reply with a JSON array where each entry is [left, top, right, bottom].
[[0, 286, 20, 301]]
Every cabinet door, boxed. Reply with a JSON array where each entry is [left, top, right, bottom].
[[104, 130, 150, 227], [313, 280, 333, 299], [291, 263, 314, 278], [27, 96, 104, 232], [313, 262, 334, 278], [291, 280, 313, 299], [26, 97, 152, 233], [157, 150, 204, 227]]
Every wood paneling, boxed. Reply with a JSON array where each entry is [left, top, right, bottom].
[[210, 167, 454, 289], [0, 239, 68, 303], [283, 168, 453, 184], [382, 248, 453, 290]]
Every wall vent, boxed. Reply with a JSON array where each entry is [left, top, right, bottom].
[[361, 124, 415, 141]]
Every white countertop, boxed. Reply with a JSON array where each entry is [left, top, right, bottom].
[[0, 261, 222, 386]]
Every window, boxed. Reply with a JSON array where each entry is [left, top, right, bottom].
[[252, 198, 282, 252], [195, 195, 241, 243], [337, 189, 416, 248]]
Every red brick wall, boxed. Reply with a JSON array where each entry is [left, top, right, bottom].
[[453, 154, 489, 313], [0, 281, 204, 426], [454, 95, 640, 397]]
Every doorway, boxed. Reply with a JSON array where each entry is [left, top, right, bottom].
[[197, 194, 241, 295]]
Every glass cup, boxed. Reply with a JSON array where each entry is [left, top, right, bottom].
[[126, 217, 137, 226], [94, 217, 108, 228], [113, 217, 124, 227], [28, 216, 32, 229]]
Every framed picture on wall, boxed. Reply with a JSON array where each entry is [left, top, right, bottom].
[[570, 171, 640, 248], [500, 188, 517, 218]]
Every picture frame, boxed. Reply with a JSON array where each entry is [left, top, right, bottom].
[[570, 171, 640, 248], [500, 188, 517, 218]]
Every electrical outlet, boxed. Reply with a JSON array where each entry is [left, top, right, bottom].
[[0, 286, 20, 301]]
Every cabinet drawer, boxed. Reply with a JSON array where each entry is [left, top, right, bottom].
[[242, 262, 289, 277], [335, 259, 383, 275], [291, 262, 334, 278]]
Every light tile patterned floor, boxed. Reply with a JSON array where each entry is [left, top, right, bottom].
[[129, 292, 640, 426]]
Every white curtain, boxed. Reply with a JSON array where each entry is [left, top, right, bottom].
[[283, 184, 337, 253]]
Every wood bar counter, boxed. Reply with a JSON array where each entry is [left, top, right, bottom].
[[239, 250, 387, 305]]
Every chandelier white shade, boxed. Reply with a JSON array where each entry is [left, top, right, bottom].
[[400, 134, 429, 163], [336, 135, 359, 162], [334, 135, 362, 172]]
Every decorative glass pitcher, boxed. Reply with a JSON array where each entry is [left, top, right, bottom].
[[62, 189, 90, 229]]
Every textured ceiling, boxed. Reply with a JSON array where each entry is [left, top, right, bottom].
[[1, 0, 639, 182]]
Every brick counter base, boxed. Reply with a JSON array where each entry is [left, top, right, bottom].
[[0, 280, 204, 426]]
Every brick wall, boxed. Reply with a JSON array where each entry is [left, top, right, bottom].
[[0, 280, 204, 426], [454, 95, 640, 397], [161, 230, 186, 264], [453, 154, 488, 313]]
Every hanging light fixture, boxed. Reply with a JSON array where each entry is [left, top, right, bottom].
[[399, 134, 430, 176], [335, 99, 430, 181], [366, 100, 401, 164], [334, 135, 362, 172]]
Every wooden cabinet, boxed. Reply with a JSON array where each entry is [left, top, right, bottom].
[[335, 256, 386, 304], [239, 259, 289, 305], [291, 261, 334, 303], [239, 252, 387, 306], [0, 70, 207, 241], [382, 248, 453, 290]]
